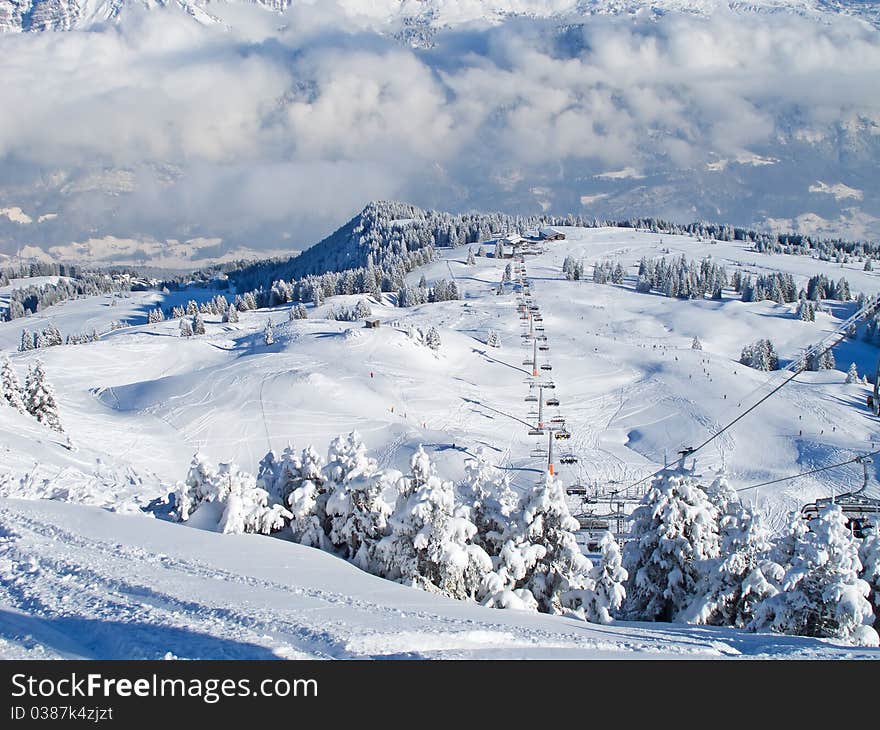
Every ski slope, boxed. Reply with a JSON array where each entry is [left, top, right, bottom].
[[2, 225, 880, 658], [0, 497, 874, 659]]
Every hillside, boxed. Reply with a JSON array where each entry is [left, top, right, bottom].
[[2, 221, 880, 657]]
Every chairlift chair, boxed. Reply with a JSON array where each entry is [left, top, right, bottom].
[[525, 394, 538, 402], [540, 364, 552, 371], [546, 397, 559, 406], [528, 428, 544, 436], [554, 429, 571, 440], [560, 455, 578, 465]]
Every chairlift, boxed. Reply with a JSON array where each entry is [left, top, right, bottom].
[[540, 364, 552, 371], [541, 381, 555, 389], [525, 394, 538, 402], [550, 416, 565, 425], [530, 448, 547, 458], [528, 428, 544, 436], [802, 494, 880, 538], [539, 344, 550, 352], [554, 429, 571, 440], [560, 454, 578, 465], [546, 397, 559, 406]]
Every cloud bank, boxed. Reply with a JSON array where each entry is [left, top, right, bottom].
[[1, 3, 879, 256]]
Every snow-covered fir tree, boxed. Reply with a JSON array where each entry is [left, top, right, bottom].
[[192, 312, 206, 335], [622, 472, 720, 622], [263, 319, 275, 345], [173, 453, 289, 535], [462, 447, 518, 557], [424, 326, 441, 350], [179, 317, 193, 337], [740, 339, 779, 371], [19, 330, 33, 351], [223, 303, 239, 323], [354, 299, 372, 319], [846, 362, 860, 384], [466, 247, 476, 266], [174, 452, 217, 521], [214, 462, 291, 535], [486, 329, 500, 348], [691, 336, 702, 350], [806, 348, 835, 371], [327, 467, 398, 571], [584, 532, 628, 624], [286, 445, 330, 549], [513, 472, 595, 616], [1, 356, 25, 412], [24, 361, 63, 432], [377, 446, 491, 600], [752, 504, 878, 646], [683, 476, 780, 627], [859, 521, 880, 630]]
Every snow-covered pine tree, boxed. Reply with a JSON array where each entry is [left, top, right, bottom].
[[179, 318, 193, 337], [480, 538, 544, 611], [354, 299, 372, 319], [19, 330, 33, 352], [752, 504, 878, 646], [846, 362, 860, 384], [174, 452, 217, 521], [584, 532, 628, 624], [24, 361, 63, 432], [466, 247, 476, 266], [263, 320, 275, 346], [192, 312, 206, 335], [223, 303, 239, 323], [0, 356, 25, 412], [486, 330, 500, 348], [691, 336, 702, 350], [377, 447, 491, 600], [424, 326, 441, 350], [859, 521, 880, 630], [683, 476, 779, 627], [462, 447, 518, 557], [622, 472, 720, 622], [326, 466, 399, 571], [174, 454, 290, 534], [515, 472, 595, 616], [740, 339, 779, 371], [214, 462, 290, 535], [287, 445, 330, 548]]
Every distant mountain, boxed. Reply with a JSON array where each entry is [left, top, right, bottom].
[[2, 0, 879, 34]]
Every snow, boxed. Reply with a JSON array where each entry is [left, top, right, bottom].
[[1, 497, 875, 659], [2, 225, 880, 657]]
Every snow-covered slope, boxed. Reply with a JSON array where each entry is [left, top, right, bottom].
[[3, 496, 874, 659], [2, 225, 880, 657]]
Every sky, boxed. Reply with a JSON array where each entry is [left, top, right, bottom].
[[0, 1, 879, 260]]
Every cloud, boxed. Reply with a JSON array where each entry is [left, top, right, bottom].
[[0, 5, 879, 255]]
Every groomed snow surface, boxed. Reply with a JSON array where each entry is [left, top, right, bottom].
[[2, 226, 880, 659]]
